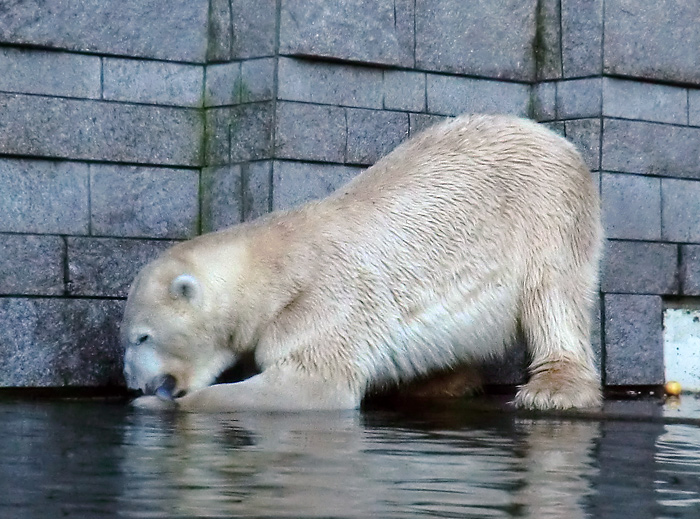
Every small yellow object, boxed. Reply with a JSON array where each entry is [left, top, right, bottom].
[[665, 381, 682, 396]]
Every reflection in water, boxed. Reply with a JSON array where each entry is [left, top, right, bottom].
[[0, 399, 699, 518], [656, 425, 700, 509], [115, 410, 599, 518], [512, 420, 599, 519]]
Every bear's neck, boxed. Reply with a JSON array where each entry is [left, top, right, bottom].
[[198, 213, 320, 352]]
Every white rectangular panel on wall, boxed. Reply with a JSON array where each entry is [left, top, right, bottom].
[[664, 308, 700, 392]]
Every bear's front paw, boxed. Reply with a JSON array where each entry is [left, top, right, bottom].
[[515, 361, 601, 410], [131, 395, 179, 411]]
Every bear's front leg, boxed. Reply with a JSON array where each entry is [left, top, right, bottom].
[[174, 367, 362, 412]]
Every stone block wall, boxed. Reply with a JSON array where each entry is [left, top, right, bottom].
[[1, 0, 698, 391]]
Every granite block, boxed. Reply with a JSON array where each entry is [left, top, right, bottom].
[[604, 294, 663, 385], [561, 0, 603, 77], [243, 162, 273, 222], [275, 102, 347, 163], [210, 0, 276, 61], [689, 90, 700, 127], [426, 75, 530, 117], [346, 109, 409, 165], [205, 62, 241, 107], [557, 78, 602, 119], [601, 240, 678, 295], [535, 0, 563, 81], [601, 173, 661, 240], [205, 107, 233, 165], [103, 58, 204, 107], [591, 295, 603, 376], [67, 238, 174, 297], [90, 164, 199, 239], [229, 103, 274, 163], [0, 298, 125, 388], [0, 47, 100, 99], [202, 165, 242, 232], [207, 0, 233, 62], [280, 0, 414, 67], [680, 245, 700, 296], [604, 0, 700, 85], [206, 103, 274, 166], [272, 161, 363, 211], [409, 113, 451, 137], [277, 58, 383, 109], [231, 0, 276, 59], [0, 158, 89, 235], [240, 58, 275, 103], [0, 0, 209, 63], [661, 178, 700, 243], [205, 59, 275, 107], [0, 235, 65, 296], [564, 119, 601, 171], [416, 0, 537, 81], [602, 119, 700, 179], [603, 78, 688, 125], [383, 70, 426, 113], [0, 94, 202, 166], [532, 82, 557, 121]]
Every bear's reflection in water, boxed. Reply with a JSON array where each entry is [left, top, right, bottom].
[[118, 409, 599, 518], [3, 400, 700, 518]]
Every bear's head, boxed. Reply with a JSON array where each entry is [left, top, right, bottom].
[[120, 251, 240, 400]]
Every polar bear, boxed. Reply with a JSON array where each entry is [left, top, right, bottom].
[[121, 114, 602, 412]]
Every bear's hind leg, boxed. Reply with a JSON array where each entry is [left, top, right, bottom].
[[515, 277, 601, 410]]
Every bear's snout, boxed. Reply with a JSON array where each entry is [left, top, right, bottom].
[[151, 374, 180, 401]]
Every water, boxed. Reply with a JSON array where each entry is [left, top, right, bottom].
[[1, 396, 699, 518]]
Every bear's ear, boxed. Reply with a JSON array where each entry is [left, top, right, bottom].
[[169, 274, 201, 304]]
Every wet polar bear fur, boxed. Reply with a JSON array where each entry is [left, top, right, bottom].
[[122, 114, 603, 412]]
